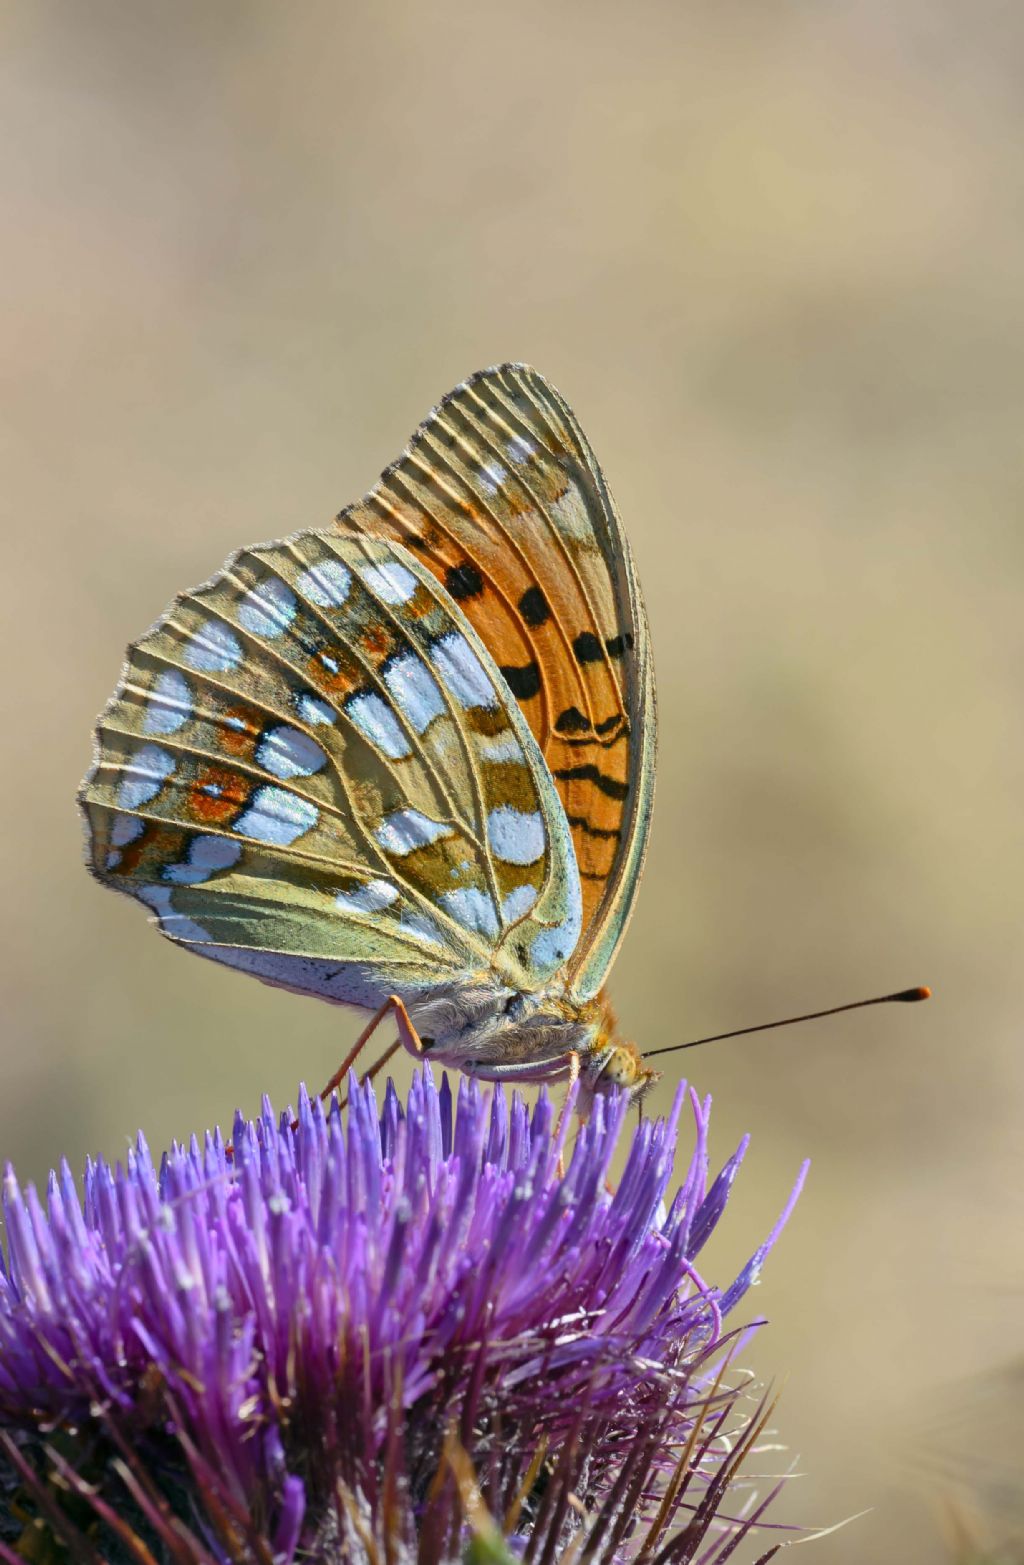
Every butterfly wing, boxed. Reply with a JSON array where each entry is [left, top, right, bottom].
[[80, 532, 583, 1010], [334, 363, 655, 1001]]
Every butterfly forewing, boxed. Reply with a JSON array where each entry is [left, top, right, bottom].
[[81, 532, 583, 1009], [334, 363, 655, 999]]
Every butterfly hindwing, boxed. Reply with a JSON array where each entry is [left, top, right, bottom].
[[80, 532, 583, 1009], [334, 363, 655, 1000]]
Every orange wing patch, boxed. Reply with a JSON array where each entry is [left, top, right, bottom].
[[189, 765, 251, 826]]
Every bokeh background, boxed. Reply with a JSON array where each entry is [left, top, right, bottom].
[[2, 1, 1022, 1558]]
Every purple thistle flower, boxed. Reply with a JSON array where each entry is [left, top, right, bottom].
[[0, 1071, 807, 1564]]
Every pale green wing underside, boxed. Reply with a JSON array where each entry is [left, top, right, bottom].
[[80, 532, 583, 1010]]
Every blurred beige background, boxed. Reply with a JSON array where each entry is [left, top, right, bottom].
[[2, 1, 1022, 1557]]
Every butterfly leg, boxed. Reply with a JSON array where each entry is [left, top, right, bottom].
[[554, 1051, 581, 1178], [388, 993, 426, 1061], [316, 993, 425, 1108], [315, 998, 394, 1106], [355, 995, 426, 1088]]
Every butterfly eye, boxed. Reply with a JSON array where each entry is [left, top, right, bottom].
[[419, 1036, 436, 1051], [597, 1049, 636, 1088]]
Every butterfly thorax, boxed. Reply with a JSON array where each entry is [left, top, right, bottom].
[[407, 982, 658, 1105]]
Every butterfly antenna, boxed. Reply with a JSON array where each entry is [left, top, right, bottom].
[[645, 985, 931, 1059]]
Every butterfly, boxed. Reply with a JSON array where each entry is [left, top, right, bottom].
[[80, 364, 658, 1107]]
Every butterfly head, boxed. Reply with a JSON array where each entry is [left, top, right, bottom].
[[580, 995, 660, 1105], [583, 1041, 660, 1105]]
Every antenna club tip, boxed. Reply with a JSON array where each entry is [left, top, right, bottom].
[[898, 985, 931, 1002]]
